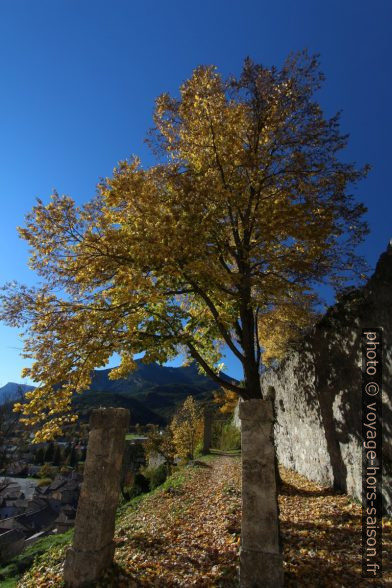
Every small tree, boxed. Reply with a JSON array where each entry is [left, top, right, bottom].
[[53, 444, 62, 466], [0, 389, 24, 473], [38, 463, 56, 480], [34, 446, 45, 465], [63, 443, 72, 461], [44, 441, 54, 463], [170, 396, 203, 460], [66, 445, 78, 468], [145, 424, 176, 470]]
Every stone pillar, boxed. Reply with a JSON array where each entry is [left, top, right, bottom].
[[239, 399, 283, 588], [202, 407, 213, 454], [64, 407, 130, 587]]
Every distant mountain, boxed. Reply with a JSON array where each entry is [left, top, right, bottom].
[[80, 359, 238, 423], [2, 360, 239, 425], [88, 359, 234, 395], [73, 391, 166, 426], [0, 382, 35, 405]]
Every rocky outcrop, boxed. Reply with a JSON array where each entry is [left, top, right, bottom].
[[258, 244, 392, 515]]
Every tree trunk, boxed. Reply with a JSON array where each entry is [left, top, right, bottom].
[[239, 398, 283, 587]]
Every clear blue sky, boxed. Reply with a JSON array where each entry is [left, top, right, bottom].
[[0, 0, 391, 386]]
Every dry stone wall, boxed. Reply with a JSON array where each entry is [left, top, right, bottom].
[[236, 245, 392, 515]]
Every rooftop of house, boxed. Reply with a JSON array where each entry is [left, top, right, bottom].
[[0, 528, 25, 544], [16, 506, 57, 532]]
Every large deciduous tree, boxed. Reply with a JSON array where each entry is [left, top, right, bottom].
[[0, 51, 368, 443]]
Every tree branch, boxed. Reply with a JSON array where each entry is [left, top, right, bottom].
[[184, 277, 245, 362], [186, 341, 245, 396]]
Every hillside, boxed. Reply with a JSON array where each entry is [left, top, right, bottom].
[[8, 456, 392, 587], [2, 361, 238, 425], [0, 383, 34, 405], [72, 392, 166, 426], [76, 360, 236, 423]]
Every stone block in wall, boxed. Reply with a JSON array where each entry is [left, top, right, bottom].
[[236, 245, 392, 516]]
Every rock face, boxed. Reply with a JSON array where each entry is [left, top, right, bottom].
[[64, 407, 130, 587], [258, 245, 392, 515]]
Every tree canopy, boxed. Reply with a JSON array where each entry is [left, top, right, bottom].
[[0, 51, 368, 440]]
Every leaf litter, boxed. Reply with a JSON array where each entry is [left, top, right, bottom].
[[18, 456, 391, 587]]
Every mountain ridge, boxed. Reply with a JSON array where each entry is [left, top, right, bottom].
[[0, 382, 35, 404], [1, 361, 240, 424]]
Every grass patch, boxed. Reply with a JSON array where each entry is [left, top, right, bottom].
[[116, 492, 146, 518], [0, 578, 18, 588], [195, 453, 216, 463], [0, 529, 73, 585], [154, 468, 186, 493], [14, 464, 201, 586], [209, 448, 241, 456], [116, 466, 187, 518], [125, 433, 144, 440]]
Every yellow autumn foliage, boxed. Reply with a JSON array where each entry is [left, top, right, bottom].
[[0, 52, 368, 440], [170, 396, 203, 460], [258, 299, 320, 365], [213, 388, 239, 415]]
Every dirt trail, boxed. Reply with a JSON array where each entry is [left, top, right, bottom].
[[111, 455, 242, 587], [18, 456, 392, 587]]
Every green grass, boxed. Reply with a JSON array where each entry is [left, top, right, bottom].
[[125, 433, 143, 440], [4, 463, 202, 586], [116, 492, 146, 518], [0, 577, 18, 587], [116, 466, 187, 519], [197, 452, 217, 462], [0, 529, 73, 585], [209, 448, 241, 456], [158, 469, 186, 492]]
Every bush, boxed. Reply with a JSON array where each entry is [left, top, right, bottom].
[[37, 478, 52, 487], [59, 465, 72, 476], [218, 422, 241, 451], [194, 439, 204, 457], [146, 464, 168, 490], [38, 463, 57, 480], [125, 472, 150, 499]]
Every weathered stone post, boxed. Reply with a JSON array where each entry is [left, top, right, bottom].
[[239, 399, 283, 587], [202, 406, 213, 454], [64, 407, 130, 587]]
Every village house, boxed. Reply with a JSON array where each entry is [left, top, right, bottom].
[[0, 505, 57, 534], [0, 482, 25, 520], [33, 472, 82, 512], [0, 529, 25, 562], [0, 469, 83, 562], [55, 505, 77, 534]]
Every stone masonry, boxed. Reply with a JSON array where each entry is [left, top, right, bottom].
[[64, 407, 130, 587], [239, 399, 283, 587], [257, 244, 392, 515]]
